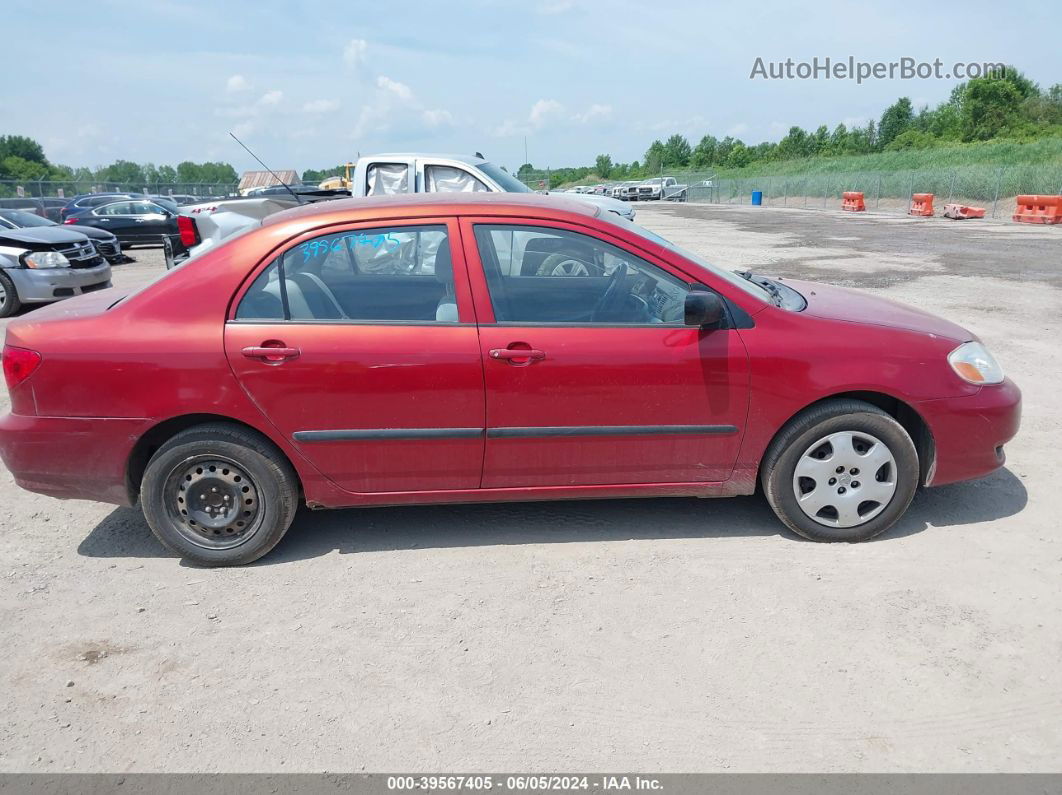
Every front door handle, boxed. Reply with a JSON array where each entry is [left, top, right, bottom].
[[242, 343, 300, 363], [489, 347, 545, 363]]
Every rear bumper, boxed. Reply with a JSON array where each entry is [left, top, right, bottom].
[[4, 264, 112, 303], [917, 378, 1022, 487], [0, 412, 150, 506]]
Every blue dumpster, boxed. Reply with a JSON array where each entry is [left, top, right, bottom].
[[751, 190, 763, 206]]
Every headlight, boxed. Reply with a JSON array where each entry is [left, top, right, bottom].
[[948, 341, 1004, 385], [20, 251, 70, 269]]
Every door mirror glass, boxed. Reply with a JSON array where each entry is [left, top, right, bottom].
[[684, 291, 724, 328]]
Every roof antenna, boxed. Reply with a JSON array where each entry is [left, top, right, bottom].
[[228, 132, 303, 204], [474, 151, 484, 159]]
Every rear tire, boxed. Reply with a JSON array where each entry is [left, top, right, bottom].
[[141, 423, 299, 566], [0, 271, 22, 318], [761, 399, 919, 542]]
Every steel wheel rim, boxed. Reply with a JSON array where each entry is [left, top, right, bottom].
[[792, 430, 898, 529], [0, 280, 7, 306], [163, 455, 262, 550]]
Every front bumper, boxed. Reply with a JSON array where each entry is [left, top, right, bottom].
[[0, 412, 150, 506], [917, 377, 1022, 487], [4, 263, 112, 303]]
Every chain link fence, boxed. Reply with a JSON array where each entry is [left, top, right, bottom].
[[0, 179, 239, 201], [522, 165, 1062, 219]]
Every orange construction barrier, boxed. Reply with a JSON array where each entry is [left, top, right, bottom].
[[942, 203, 986, 220], [1012, 195, 1062, 224], [841, 191, 866, 212], [909, 193, 934, 217]]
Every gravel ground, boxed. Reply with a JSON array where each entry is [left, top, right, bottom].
[[0, 208, 1059, 773]]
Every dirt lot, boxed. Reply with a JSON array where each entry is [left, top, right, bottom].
[[1, 207, 1060, 773]]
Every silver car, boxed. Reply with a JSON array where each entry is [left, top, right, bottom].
[[0, 227, 112, 318]]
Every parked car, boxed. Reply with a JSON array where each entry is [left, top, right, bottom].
[[0, 193, 1020, 566], [168, 155, 634, 270], [635, 177, 687, 201], [167, 190, 353, 269], [344, 153, 636, 221], [0, 197, 67, 222], [0, 225, 111, 317], [59, 192, 144, 221], [63, 198, 180, 248], [0, 209, 128, 265]]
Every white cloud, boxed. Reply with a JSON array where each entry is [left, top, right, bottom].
[[226, 74, 251, 93], [376, 75, 413, 101], [529, 98, 563, 128], [422, 109, 455, 128], [258, 90, 284, 106], [573, 103, 612, 124], [303, 99, 340, 113], [726, 122, 749, 136], [343, 38, 368, 67]]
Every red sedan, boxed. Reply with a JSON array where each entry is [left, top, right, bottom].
[[0, 194, 1020, 565]]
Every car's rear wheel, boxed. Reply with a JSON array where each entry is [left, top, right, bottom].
[[761, 399, 919, 542], [0, 271, 22, 318], [141, 423, 299, 566]]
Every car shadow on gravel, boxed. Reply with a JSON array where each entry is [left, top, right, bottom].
[[77, 468, 1027, 565]]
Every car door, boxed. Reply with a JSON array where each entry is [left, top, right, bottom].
[[90, 201, 138, 240], [130, 201, 175, 242], [461, 218, 749, 489], [224, 218, 485, 494]]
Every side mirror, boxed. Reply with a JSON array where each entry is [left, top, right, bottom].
[[684, 290, 724, 328]]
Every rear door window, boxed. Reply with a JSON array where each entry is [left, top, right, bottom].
[[235, 225, 456, 323], [365, 163, 411, 196]]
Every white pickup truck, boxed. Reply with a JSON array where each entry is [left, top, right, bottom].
[[169, 154, 635, 268], [336, 153, 634, 221]]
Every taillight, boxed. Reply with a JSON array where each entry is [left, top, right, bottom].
[[2, 346, 42, 389], [177, 215, 200, 247], [63, 217, 79, 224]]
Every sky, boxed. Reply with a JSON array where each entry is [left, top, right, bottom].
[[4, 0, 1061, 175]]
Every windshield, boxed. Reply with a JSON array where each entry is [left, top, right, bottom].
[[0, 209, 54, 228], [624, 224, 774, 302], [478, 162, 532, 193]]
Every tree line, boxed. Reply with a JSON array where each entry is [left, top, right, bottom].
[[520, 67, 1062, 185], [0, 136, 239, 187]]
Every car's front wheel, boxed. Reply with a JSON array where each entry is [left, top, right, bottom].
[[761, 399, 919, 542], [0, 271, 23, 318], [141, 423, 299, 566]]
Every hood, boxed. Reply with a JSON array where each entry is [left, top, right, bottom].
[[63, 224, 114, 241], [0, 226, 89, 247], [782, 278, 972, 342]]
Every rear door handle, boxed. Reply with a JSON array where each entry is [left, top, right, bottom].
[[242, 344, 300, 363], [489, 348, 545, 361]]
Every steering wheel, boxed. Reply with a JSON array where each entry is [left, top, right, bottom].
[[591, 263, 630, 322]]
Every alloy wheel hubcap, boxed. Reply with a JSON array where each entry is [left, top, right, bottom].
[[548, 258, 591, 276], [165, 457, 261, 549], [792, 431, 897, 528]]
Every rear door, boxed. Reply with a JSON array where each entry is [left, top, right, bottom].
[[462, 218, 749, 489], [91, 201, 138, 240], [224, 218, 485, 494]]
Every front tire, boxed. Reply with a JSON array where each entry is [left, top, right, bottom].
[[141, 423, 299, 566], [761, 399, 919, 542], [0, 271, 23, 318]]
